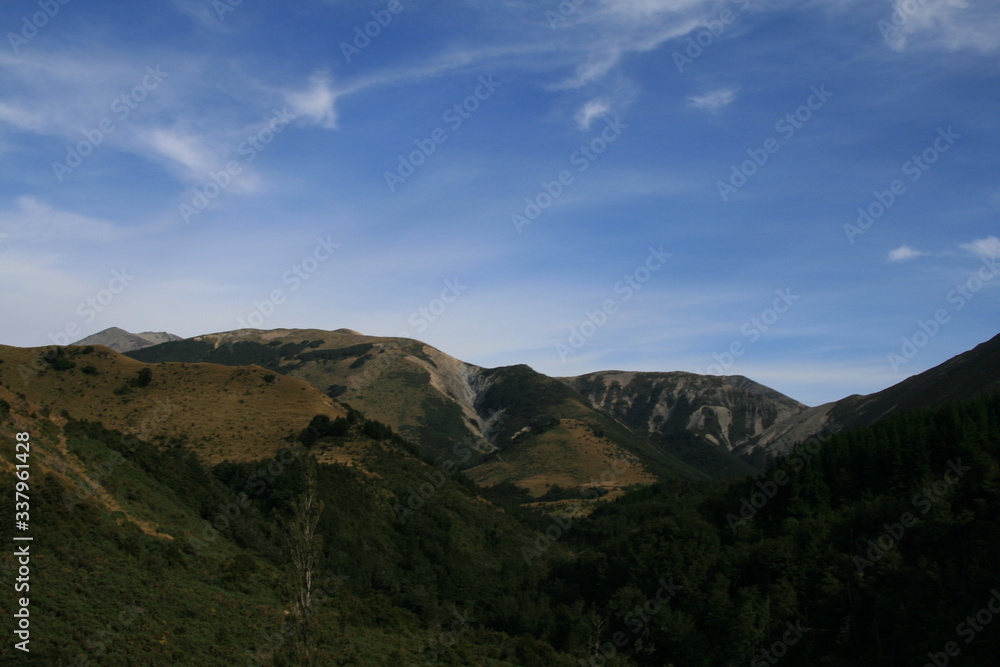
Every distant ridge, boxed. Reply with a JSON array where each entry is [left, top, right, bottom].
[[73, 327, 183, 353], [736, 332, 1000, 462]]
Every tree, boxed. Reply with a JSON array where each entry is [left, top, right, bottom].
[[132, 367, 153, 388], [280, 462, 325, 664]]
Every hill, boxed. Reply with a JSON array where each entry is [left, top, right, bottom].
[[738, 332, 1000, 463], [72, 327, 183, 353], [559, 371, 803, 477], [126, 329, 708, 498], [0, 343, 346, 464]]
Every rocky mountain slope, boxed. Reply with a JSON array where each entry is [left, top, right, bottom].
[[116, 326, 1000, 482], [559, 371, 805, 477], [125, 329, 708, 499]]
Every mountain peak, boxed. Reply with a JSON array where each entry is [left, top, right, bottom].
[[72, 327, 183, 353]]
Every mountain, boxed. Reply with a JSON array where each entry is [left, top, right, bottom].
[[3, 331, 1000, 664], [0, 343, 347, 464], [73, 326, 183, 353], [558, 371, 804, 477], [125, 328, 709, 502], [737, 332, 1000, 463], [0, 345, 582, 665], [120, 326, 1000, 478]]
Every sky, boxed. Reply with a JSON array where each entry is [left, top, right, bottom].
[[0, 0, 997, 406]]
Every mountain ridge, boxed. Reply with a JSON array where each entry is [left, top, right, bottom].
[[73, 326, 183, 353], [53, 326, 1000, 479], [736, 332, 1000, 462]]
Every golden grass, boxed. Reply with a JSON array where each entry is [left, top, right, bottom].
[[465, 419, 657, 498], [0, 344, 347, 464]]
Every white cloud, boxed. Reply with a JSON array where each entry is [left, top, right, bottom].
[[598, 0, 714, 23], [960, 236, 1000, 259], [887, 244, 923, 262], [883, 0, 1000, 52], [285, 73, 340, 129], [686, 86, 739, 112], [0, 196, 119, 243], [143, 128, 218, 176], [0, 101, 45, 133], [138, 127, 260, 194], [542, 0, 722, 89], [575, 98, 611, 130]]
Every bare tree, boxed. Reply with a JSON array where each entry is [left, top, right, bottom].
[[280, 461, 324, 664], [588, 612, 607, 660]]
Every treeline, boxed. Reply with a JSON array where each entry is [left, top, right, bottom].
[[14, 383, 1000, 664], [545, 392, 1000, 665]]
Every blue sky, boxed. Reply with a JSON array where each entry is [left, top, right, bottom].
[[0, 0, 998, 406]]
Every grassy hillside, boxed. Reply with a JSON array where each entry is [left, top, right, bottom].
[[469, 365, 708, 501], [128, 332, 706, 496], [126, 330, 487, 465], [0, 383, 581, 665], [0, 344, 347, 464], [2, 337, 1000, 665]]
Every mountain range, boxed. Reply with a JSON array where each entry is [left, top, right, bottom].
[[64, 325, 998, 503], [2, 326, 999, 663]]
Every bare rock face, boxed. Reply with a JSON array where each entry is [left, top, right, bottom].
[[559, 371, 806, 452]]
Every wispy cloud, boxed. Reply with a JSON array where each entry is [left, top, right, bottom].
[[686, 86, 739, 112], [284, 72, 340, 130], [887, 244, 924, 262], [0, 196, 119, 243], [961, 236, 1000, 258], [883, 0, 1000, 52], [142, 128, 219, 177], [574, 98, 611, 130]]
